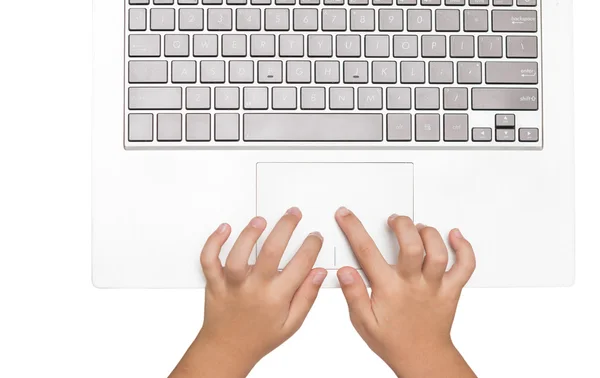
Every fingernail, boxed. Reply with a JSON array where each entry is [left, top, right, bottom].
[[216, 223, 229, 234], [338, 271, 355, 285], [336, 207, 351, 217], [286, 206, 302, 218], [250, 217, 266, 229], [416, 223, 426, 230], [312, 271, 327, 285], [309, 231, 323, 240], [389, 213, 399, 221], [453, 228, 464, 239]]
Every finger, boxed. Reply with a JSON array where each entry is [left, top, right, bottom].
[[200, 223, 230, 283], [337, 267, 375, 330], [335, 207, 395, 287], [224, 217, 266, 282], [388, 215, 424, 280], [254, 207, 302, 278], [284, 268, 328, 334], [278, 232, 324, 294], [418, 224, 449, 284], [445, 229, 476, 288]]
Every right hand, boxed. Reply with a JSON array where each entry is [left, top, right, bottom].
[[334, 207, 477, 378]]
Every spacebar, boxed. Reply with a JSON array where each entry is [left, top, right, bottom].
[[243, 114, 383, 142]]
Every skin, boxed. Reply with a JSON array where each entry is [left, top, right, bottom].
[[170, 206, 477, 378]]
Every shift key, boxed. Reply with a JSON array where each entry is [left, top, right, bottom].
[[472, 88, 538, 111], [492, 10, 537, 32], [486, 62, 538, 84], [129, 87, 182, 110]]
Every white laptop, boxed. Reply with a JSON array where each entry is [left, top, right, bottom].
[[92, 0, 575, 288]]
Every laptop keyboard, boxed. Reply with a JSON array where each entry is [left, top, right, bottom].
[[125, 0, 542, 148]]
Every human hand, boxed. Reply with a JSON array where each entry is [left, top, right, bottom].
[[170, 208, 327, 378], [334, 208, 477, 378]]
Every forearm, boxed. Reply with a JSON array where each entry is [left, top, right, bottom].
[[388, 343, 476, 378], [169, 333, 257, 378]]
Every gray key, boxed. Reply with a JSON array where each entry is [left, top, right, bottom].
[[517, 0, 536, 5], [407, 9, 432, 31], [251, 34, 275, 57], [478, 36, 503, 58], [443, 114, 468, 142], [492, 10, 537, 32], [244, 87, 269, 109], [519, 128, 539, 142], [422, 35, 446, 58], [358, 87, 383, 110], [472, 127, 492, 142], [129, 9, 147, 31], [157, 114, 182, 141], [236, 9, 261, 31], [400, 61, 425, 84], [436, 9, 459, 31], [472, 88, 538, 110], [422, 0, 441, 4], [186, 114, 211, 141], [200, 61, 225, 83], [215, 87, 240, 109], [129, 87, 182, 110], [486, 62, 538, 84], [222, 35, 247, 57], [372, 61, 397, 84], [186, 87, 211, 110], [294, 9, 318, 31], [229, 61, 254, 83], [344, 61, 368, 84], [315, 61, 340, 83], [301, 87, 326, 110], [450, 36, 475, 57], [129, 34, 161, 57], [308, 35, 333, 57], [150, 9, 175, 31], [287, 61, 311, 83], [272, 87, 297, 110], [243, 114, 383, 141], [365, 36, 390, 58], [179, 8, 203, 31], [464, 9, 488, 32], [469, 0, 490, 4], [350, 10, 375, 31], [496, 128, 516, 142], [415, 88, 440, 110], [279, 35, 304, 57], [215, 114, 240, 141], [493, 0, 513, 5], [507, 36, 538, 58], [393, 35, 418, 58], [337, 35, 361, 57], [193, 34, 218, 57], [208, 9, 232, 31], [258, 61, 283, 83], [379, 10, 403, 31], [415, 114, 440, 142], [443, 87, 468, 110], [329, 87, 354, 110], [387, 87, 411, 110], [322, 9, 347, 31], [128, 114, 153, 142], [387, 114, 412, 141], [457, 61, 482, 84], [265, 9, 290, 31], [496, 114, 515, 127], [165, 34, 189, 57], [429, 61, 453, 84], [172, 60, 197, 83], [129, 61, 168, 83]]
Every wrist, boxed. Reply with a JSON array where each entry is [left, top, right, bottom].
[[387, 340, 468, 378]]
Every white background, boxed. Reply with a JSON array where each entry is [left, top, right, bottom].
[[0, 1, 597, 377]]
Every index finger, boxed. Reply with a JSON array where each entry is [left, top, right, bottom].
[[335, 207, 395, 287]]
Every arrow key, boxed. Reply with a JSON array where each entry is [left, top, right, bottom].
[[496, 128, 516, 142], [472, 127, 492, 142], [495, 114, 515, 127], [519, 128, 539, 142]]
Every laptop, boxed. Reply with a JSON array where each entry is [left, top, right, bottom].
[[92, 0, 575, 288]]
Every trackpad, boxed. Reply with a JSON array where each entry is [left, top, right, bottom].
[[256, 163, 414, 270]]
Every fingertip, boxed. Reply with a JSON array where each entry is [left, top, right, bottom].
[[286, 206, 303, 219], [450, 228, 464, 240], [250, 216, 267, 229], [337, 266, 358, 286], [215, 223, 231, 236], [335, 206, 352, 220], [311, 268, 328, 285]]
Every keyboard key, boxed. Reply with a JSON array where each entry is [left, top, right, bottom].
[[186, 114, 211, 141], [186, 87, 211, 110], [393, 35, 418, 58], [457, 61, 482, 84], [215, 87, 240, 109], [496, 114, 515, 127], [236, 9, 261, 31], [308, 35, 333, 57], [244, 87, 269, 109], [250, 34, 276, 56], [229, 61, 254, 83], [150, 9, 176, 31], [519, 128, 539, 142], [492, 10, 537, 32], [415, 114, 440, 141], [478, 36, 503, 58], [372, 61, 397, 84], [129, 34, 161, 57], [386, 87, 411, 110], [472, 88, 538, 110], [472, 127, 492, 142], [350, 10, 375, 31], [200, 61, 225, 83], [265, 9, 290, 31], [450, 35, 475, 57], [287, 61, 311, 83], [129, 9, 147, 31], [400, 61, 426, 84], [315, 61, 341, 83], [429, 61, 453, 84], [258, 61, 283, 83], [172, 60, 197, 83], [128, 61, 168, 83], [496, 128, 516, 142], [129, 87, 182, 110], [243, 114, 383, 141], [301, 87, 326, 110], [407, 9, 432, 31], [329, 87, 355, 109], [387, 114, 412, 141], [443, 87, 468, 110], [443, 114, 468, 141], [485, 62, 538, 84], [222, 35, 247, 57], [272, 87, 298, 110], [179, 9, 203, 31], [215, 114, 240, 141], [157, 114, 183, 141], [193, 34, 218, 57], [436, 9, 460, 32], [208, 9, 233, 31], [365, 35, 390, 58], [464, 9, 488, 31], [128, 114, 153, 142], [344, 61, 368, 83], [358, 87, 383, 110], [506, 36, 538, 58], [279, 35, 304, 57], [165, 34, 189, 57], [379, 10, 403, 31], [323, 9, 347, 31], [293, 9, 318, 31], [415, 87, 440, 110]]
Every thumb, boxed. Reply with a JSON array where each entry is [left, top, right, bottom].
[[284, 268, 328, 333], [337, 267, 374, 327]]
